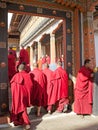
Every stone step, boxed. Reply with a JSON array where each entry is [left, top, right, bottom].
[[0, 115, 10, 124]]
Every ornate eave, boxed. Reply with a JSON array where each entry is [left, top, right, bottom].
[[8, 13, 31, 37], [9, 14, 23, 32], [4, 0, 98, 48], [54, 0, 84, 12], [1, 0, 84, 12], [8, 13, 31, 48], [88, 0, 98, 11]]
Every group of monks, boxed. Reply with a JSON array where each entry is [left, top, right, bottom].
[[8, 45, 30, 81], [37, 54, 50, 70], [8, 46, 95, 130], [8, 46, 69, 130]]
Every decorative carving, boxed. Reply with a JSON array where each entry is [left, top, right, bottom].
[[67, 45, 72, 51], [53, 10, 56, 15], [0, 2, 6, 8], [0, 62, 6, 68], [67, 29, 71, 33], [1, 0, 7, 1], [0, 22, 5, 27], [38, 0, 55, 2], [67, 62, 71, 67], [37, 8, 43, 14], [0, 83, 7, 89], [90, 39, 93, 43], [0, 42, 6, 48], [66, 12, 71, 18], [19, 5, 24, 10], [1, 103, 7, 109]]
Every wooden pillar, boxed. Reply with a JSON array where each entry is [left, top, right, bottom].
[[26, 46, 30, 63], [73, 8, 81, 75], [30, 46, 33, 67], [38, 41, 42, 61], [65, 11, 72, 74], [0, 3, 9, 114], [83, 11, 96, 68], [50, 33, 56, 63], [63, 20, 66, 70]]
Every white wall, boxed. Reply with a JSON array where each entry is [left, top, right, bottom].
[[94, 33, 98, 67]]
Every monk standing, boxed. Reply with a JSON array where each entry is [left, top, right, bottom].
[[45, 54, 50, 64], [30, 63, 46, 116], [10, 64, 33, 130], [19, 45, 29, 65], [74, 59, 94, 116], [48, 61, 69, 113], [8, 51, 16, 81], [8, 46, 17, 59], [43, 63, 53, 113], [37, 57, 43, 70]]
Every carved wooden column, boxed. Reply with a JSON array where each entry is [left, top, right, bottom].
[[83, 11, 96, 68], [50, 33, 56, 63], [38, 41, 42, 61], [0, 3, 9, 114], [65, 12, 73, 75]]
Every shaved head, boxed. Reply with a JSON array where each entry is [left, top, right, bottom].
[[44, 63, 49, 68], [33, 63, 38, 68], [18, 64, 26, 71]]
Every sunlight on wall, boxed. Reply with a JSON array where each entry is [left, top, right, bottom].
[[94, 33, 98, 66], [8, 13, 13, 29]]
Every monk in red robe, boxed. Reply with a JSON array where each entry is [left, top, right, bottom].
[[42, 55, 46, 64], [8, 51, 16, 81], [46, 54, 50, 64], [19, 45, 29, 65], [21, 62, 31, 73], [43, 63, 53, 112], [10, 64, 33, 130], [48, 61, 69, 113], [37, 57, 43, 70], [74, 59, 94, 115], [8, 46, 17, 59], [30, 63, 46, 116]]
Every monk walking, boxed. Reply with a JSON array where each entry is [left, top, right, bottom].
[[30, 63, 46, 116], [48, 61, 69, 113], [8, 46, 17, 59], [74, 59, 94, 116], [10, 64, 33, 130], [8, 51, 16, 81], [43, 63, 53, 113], [19, 45, 29, 65]]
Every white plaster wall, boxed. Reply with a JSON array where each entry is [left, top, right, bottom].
[[93, 32, 98, 115], [93, 71, 98, 115], [94, 33, 98, 67]]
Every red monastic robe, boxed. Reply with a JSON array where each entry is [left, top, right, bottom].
[[10, 71, 33, 125], [74, 66, 93, 114], [43, 68, 53, 105], [25, 64, 31, 73], [19, 49, 29, 64], [46, 56, 50, 64], [48, 67, 68, 105], [8, 53, 16, 81], [8, 49, 17, 58], [42, 57, 46, 64], [30, 68, 46, 106], [10, 71, 33, 114]]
